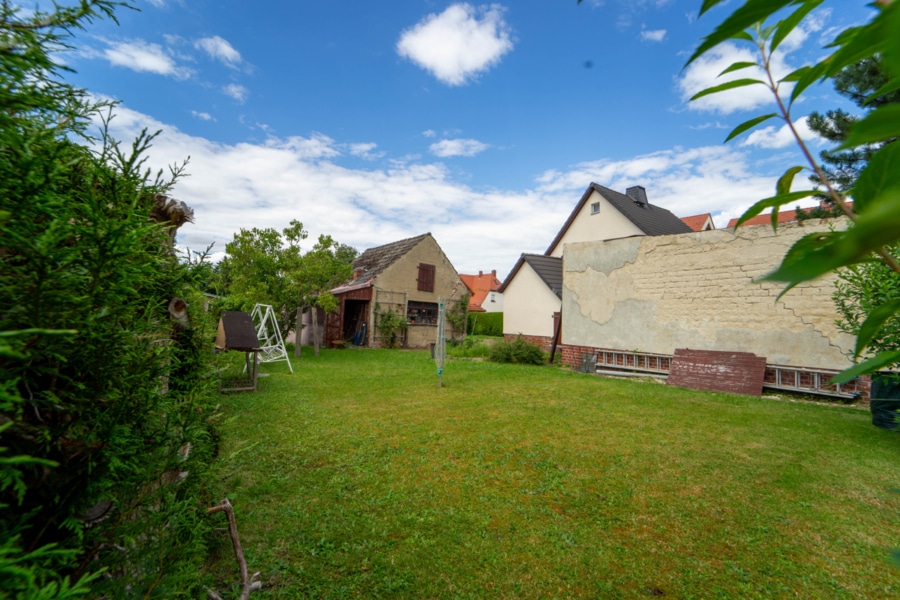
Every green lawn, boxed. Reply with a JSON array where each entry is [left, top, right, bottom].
[[206, 348, 900, 598]]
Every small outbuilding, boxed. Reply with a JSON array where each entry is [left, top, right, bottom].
[[326, 233, 464, 348]]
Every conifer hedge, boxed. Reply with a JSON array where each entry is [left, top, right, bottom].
[[1, 2, 219, 596]]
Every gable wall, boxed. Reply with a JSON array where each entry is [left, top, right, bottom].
[[549, 189, 644, 258], [370, 236, 462, 348], [562, 220, 855, 370], [503, 263, 561, 339]]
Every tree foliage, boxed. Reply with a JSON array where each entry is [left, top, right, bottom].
[[221, 223, 356, 344], [685, 0, 900, 382], [1, 1, 218, 596], [221, 220, 306, 334], [803, 57, 900, 216]]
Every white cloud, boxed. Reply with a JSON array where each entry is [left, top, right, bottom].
[[223, 83, 248, 102], [429, 138, 489, 157], [96, 104, 809, 278], [347, 143, 382, 160], [640, 29, 666, 42], [194, 36, 242, 67], [678, 8, 834, 115], [397, 3, 513, 86], [100, 39, 192, 78], [740, 116, 820, 149], [422, 129, 437, 138], [678, 42, 788, 114], [191, 110, 215, 121]]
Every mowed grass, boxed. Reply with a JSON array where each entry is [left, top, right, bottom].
[[206, 348, 900, 598]]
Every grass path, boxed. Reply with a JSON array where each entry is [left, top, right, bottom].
[[206, 348, 900, 598]]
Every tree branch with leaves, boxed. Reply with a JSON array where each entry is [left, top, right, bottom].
[[684, 0, 900, 382]]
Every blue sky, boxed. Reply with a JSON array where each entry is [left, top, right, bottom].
[[58, 0, 872, 277]]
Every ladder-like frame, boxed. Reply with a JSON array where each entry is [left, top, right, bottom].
[[249, 303, 293, 374]]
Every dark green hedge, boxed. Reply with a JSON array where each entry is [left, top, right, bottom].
[[468, 312, 503, 336]]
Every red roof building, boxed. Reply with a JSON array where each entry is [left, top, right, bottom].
[[726, 203, 851, 228], [459, 270, 503, 313], [681, 213, 716, 231]]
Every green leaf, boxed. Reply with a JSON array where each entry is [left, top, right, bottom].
[[823, 19, 885, 79], [764, 188, 900, 284], [733, 190, 817, 229], [831, 351, 900, 384], [854, 299, 900, 359], [865, 78, 900, 106], [851, 143, 900, 215], [788, 62, 828, 108], [690, 78, 766, 102], [685, 0, 796, 68], [777, 165, 805, 195], [718, 61, 758, 77], [771, 0, 823, 54], [699, 0, 727, 17], [725, 113, 778, 142], [842, 105, 900, 148]]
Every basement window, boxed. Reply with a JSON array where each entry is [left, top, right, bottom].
[[408, 301, 438, 325], [591, 202, 600, 214]]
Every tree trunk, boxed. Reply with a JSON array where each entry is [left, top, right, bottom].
[[312, 305, 320, 357]]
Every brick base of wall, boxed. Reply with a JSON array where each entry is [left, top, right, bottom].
[[504, 334, 554, 352], [558, 343, 871, 402]]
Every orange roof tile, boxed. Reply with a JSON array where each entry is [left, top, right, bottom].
[[681, 213, 714, 231], [459, 270, 502, 312]]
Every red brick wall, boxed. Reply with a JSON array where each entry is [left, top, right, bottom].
[[557, 343, 871, 401], [504, 333, 554, 352]]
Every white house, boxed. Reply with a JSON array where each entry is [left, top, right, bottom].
[[499, 182, 692, 348]]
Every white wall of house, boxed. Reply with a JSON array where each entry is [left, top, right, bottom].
[[503, 263, 559, 338], [548, 189, 644, 258], [483, 290, 503, 312]]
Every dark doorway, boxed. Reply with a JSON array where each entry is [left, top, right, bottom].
[[344, 300, 369, 345]]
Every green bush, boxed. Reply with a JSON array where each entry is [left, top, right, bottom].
[[446, 336, 492, 359], [0, 3, 218, 596], [489, 336, 545, 365], [468, 312, 503, 336]]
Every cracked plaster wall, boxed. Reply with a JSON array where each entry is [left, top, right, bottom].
[[562, 220, 855, 369]]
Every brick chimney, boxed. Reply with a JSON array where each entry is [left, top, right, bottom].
[[626, 185, 649, 207]]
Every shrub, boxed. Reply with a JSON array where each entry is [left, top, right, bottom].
[[468, 312, 503, 336], [446, 336, 492, 359], [0, 3, 218, 596], [489, 336, 545, 365]]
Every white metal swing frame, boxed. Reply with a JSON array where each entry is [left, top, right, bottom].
[[247, 303, 293, 374]]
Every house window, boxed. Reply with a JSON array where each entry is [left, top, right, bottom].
[[490, 292, 496, 303], [408, 301, 438, 325], [591, 202, 600, 215], [417, 263, 435, 292]]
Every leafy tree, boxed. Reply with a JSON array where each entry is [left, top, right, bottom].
[[222, 220, 306, 334], [1, 1, 219, 596], [445, 293, 470, 340], [684, 0, 900, 383], [296, 235, 357, 356], [834, 248, 900, 359], [802, 57, 900, 217]]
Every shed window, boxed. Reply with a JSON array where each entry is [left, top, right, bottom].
[[591, 202, 600, 215], [417, 263, 435, 292], [408, 301, 438, 325]]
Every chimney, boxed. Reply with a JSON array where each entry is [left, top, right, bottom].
[[626, 185, 649, 207], [478, 270, 483, 277], [352, 267, 364, 281]]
